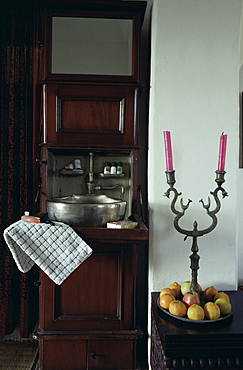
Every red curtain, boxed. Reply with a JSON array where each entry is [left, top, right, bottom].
[[0, 0, 38, 337]]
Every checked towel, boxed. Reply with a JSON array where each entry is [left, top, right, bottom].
[[3, 220, 92, 285]]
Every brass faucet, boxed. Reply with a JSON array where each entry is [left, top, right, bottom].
[[86, 152, 125, 198], [94, 183, 125, 199], [86, 152, 96, 194]]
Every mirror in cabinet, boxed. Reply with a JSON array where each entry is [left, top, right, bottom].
[[52, 17, 133, 76], [38, 0, 146, 83]]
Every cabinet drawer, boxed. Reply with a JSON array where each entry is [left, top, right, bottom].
[[42, 83, 140, 148], [88, 339, 136, 369]]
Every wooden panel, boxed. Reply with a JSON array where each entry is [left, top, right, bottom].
[[40, 340, 87, 370], [88, 339, 135, 369], [42, 83, 139, 147], [60, 97, 124, 134], [55, 253, 122, 319], [38, 242, 136, 331]]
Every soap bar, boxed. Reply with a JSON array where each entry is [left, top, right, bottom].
[[107, 220, 138, 229], [21, 211, 40, 223]]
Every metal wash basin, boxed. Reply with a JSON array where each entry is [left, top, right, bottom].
[[46, 194, 126, 227]]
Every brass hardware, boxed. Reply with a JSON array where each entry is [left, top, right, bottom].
[[86, 152, 125, 198], [91, 352, 106, 360], [36, 158, 47, 164]]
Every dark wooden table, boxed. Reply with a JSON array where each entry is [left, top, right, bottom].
[[151, 291, 243, 369]]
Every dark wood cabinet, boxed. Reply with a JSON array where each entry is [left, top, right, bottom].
[[34, 222, 148, 369], [34, 1, 148, 368], [38, 335, 139, 370]]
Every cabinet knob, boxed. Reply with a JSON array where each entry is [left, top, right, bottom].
[[34, 281, 41, 287], [36, 159, 47, 164], [91, 352, 106, 360]]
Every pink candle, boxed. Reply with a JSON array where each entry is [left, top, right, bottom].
[[217, 134, 227, 171], [163, 131, 174, 171]]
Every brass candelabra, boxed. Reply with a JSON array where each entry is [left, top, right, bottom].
[[164, 170, 228, 292]]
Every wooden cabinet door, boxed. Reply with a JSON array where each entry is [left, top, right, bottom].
[[38, 242, 136, 331], [39, 340, 87, 370], [42, 83, 140, 148], [88, 339, 136, 369]]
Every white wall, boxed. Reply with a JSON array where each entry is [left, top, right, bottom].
[[238, 4, 243, 286], [148, 0, 243, 297]]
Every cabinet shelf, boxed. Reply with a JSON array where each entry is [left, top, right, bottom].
[[60, 169, 85, 176], [99, 172, 125, 178]]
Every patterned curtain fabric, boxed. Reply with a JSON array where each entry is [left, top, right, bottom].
[[0, 0, 38, 337]]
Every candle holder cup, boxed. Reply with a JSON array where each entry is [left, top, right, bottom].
[[165, 170, 176, 188], [164, 170, 228, 292]]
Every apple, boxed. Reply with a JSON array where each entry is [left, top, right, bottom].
[[214, 292, 230, 302], [215, 297, 232, 315], [181, 281, 192, 295], [181, 280, 202, 295], [182, 291, 200, 307]]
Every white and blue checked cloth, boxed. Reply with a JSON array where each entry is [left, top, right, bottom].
[[3, 220, 92, 285]]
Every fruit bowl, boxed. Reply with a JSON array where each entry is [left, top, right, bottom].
[[158, 282, 233, 325], [157, 298, 232, 324]]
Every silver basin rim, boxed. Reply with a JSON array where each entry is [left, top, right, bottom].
[[47, 194, 126, 205]]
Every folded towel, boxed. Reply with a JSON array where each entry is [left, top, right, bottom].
[[3, 220, 92, 285]]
